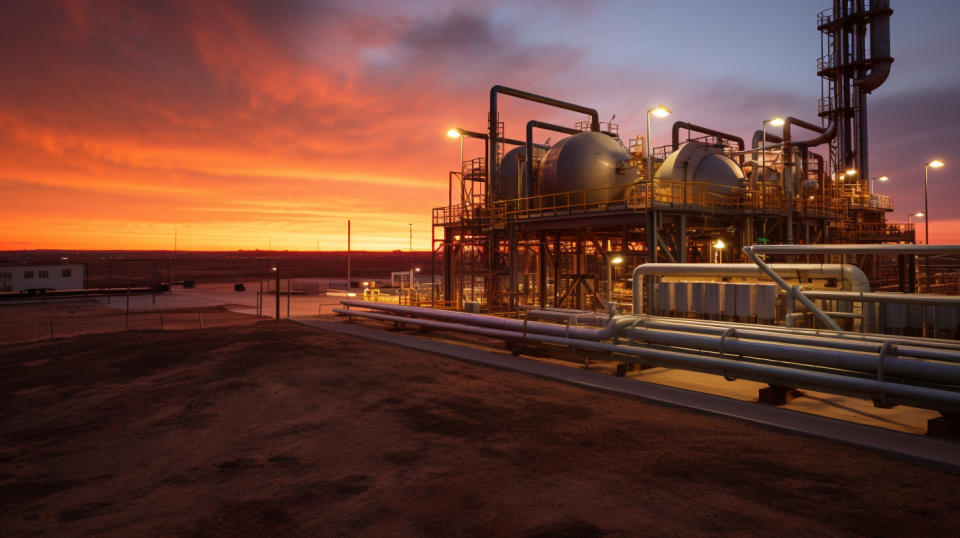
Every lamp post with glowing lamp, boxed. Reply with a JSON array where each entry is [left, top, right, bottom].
[[272, 265, 280, 320], [646, 105, 671, 188], [711, 239, 726, 264], [606, 255, 623, 304], [447, 128, 464, 208], [924, 160, 944, 245], [408, 223, 415, 289], [870, 175, 888, 194], [760, 117, 784, 240]]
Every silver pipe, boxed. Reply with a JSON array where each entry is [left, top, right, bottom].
[[333, 307, 960, 413], [635, 315, 960, 353], [343, 301, 960, 379], [749, 244, 960, 256], [798, 290, 960, 306], [525, 310, 609, 326], [340, 300, 635, 341], [353, 299, 960, 362], [622, 326, 960, 385]]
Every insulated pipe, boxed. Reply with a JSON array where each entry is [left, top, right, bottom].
[[634, 314, 960, 350], [333, 308, 960, 413], [525, 120, 580, 197], [489, 86, 599, 202], [340, 300, 633, 341], [629, 263, 869, 315], [621, 326, 960, 385], [671, 121, 745, 152], [632, 317, 960, 362]]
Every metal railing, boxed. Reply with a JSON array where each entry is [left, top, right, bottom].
[[436, 177, 896, 228]]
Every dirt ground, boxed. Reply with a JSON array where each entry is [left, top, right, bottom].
[[2, 321, 959, 537]]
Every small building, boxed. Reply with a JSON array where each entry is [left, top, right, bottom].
[[0, 264, 85, 292], [391, 270, 427, 288]]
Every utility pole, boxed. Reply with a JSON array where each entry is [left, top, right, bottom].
[[172, 226, 177, 292], [409, 223, 414, 289], [125, 270, 131, 329], [347, 219, 351, 288], [275, 264, 281, 320]]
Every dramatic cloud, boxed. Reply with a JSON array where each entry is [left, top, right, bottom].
[[0, 0, 957, 249]]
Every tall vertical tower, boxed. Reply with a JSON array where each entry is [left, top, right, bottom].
[[817, 0, 893, 179]]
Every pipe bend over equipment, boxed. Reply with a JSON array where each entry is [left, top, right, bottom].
[[489, 85, 600, 201], [525, 120, 581, 198]]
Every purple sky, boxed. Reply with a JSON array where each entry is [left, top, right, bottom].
[[1, 0, 958, 249]]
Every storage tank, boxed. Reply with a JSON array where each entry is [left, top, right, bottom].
[[499, 146, 546, 200], [538, 131, 639, 202], [655, 141, 745, 191]]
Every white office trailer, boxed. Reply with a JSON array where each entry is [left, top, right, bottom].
[[0, 264, 85, 292]]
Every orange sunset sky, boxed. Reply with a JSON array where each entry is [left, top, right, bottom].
[[2, 0, 958, 251]]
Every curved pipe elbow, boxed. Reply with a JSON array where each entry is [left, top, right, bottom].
[[858, 60, 892, 93]]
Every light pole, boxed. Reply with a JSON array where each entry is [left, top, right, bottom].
[[606, 255, 623, 304], [409, 223, 414, 289], [924, 160, 944, 245], [712, 239, 726, 264], [760, 117, 784, 241], [907, 211, 923, 226], [646, 105, 671, 190], [870, 175, 889, 195], [447, 128, 464, 208]]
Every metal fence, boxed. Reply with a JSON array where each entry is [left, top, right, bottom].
[[0, 309, 255, 344]]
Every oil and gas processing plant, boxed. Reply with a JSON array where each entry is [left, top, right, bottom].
[[432, 0, 912, 314], [334, 1, 960, 436]]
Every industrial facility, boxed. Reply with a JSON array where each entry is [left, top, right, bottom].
[[337, 1, 960, 436], [431, 0, 923, 318]]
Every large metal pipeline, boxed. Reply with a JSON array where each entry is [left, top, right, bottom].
[[339, 300, 634, 340], [620, 325, 960, 385], [630, 263, 869, 315], [782, 116, 826, 165], [333, 306, 960, 413], [340, 301, 960, 385], [631, 316, 960, 359]]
